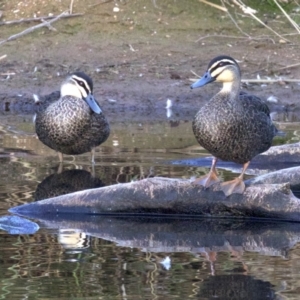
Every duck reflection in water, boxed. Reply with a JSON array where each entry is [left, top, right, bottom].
[[34, 168, 104, 201], [199, 274, 276, 300]]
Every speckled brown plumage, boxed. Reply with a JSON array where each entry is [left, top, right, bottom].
[[192, 91, 276, 164], [192, 56, 276, 165], [190, 55, 278, 195], [35, 72, 110, 158], [36, 96, 109, 155]]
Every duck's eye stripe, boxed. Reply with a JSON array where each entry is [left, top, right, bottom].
[[73, 76, 90, 94], [209, 60, 234, 74]]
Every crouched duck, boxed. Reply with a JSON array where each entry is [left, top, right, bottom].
[[190, 55, 278, 196], [35, 72, 110, 163]]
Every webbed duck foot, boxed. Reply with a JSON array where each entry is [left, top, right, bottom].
[[193, 171, 220, 188], [220, 178, 245, 197], [193, 157, 220, 188], [220, 161, 250, 196]]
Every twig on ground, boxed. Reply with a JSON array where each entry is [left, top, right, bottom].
[[0, 54, 7, 61], [0, 72, 15, 76], [41, 19, 57, 31], [152, 0, 160, 9], [89, 0, 113, 8], [273, 0, 300, 34], [241, 78, 300, 83], [231, 0, 290, 43], [128, 44, 138, 52], [272, 62, 300, 72], [0, 11, 69, 47], [220, 0, 250, 37], [198, 0, 227, 12], [190, 70, 201, 78], [282, 32, 300, 37], [189, 77, 300, 83], [69, 0, 75, 14], [195, 34, 275, 44], [0, 13, 82, 26]]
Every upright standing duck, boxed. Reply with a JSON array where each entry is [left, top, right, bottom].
[[35, 72, 110, 163], [190, 55, 277, 196]]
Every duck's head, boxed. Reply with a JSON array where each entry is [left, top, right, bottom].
[[191, 55, 241, 90], [60, 71, 101, 114]]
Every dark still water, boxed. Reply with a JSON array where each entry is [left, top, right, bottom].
[[0, 113, 300, 299]]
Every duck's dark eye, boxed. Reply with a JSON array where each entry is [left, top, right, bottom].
[[78, 81, 84, 86], [218, 62, 224, 67]]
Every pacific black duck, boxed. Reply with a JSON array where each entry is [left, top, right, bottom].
[[190, 55, 277, 196], [35, 72, 110, 163]]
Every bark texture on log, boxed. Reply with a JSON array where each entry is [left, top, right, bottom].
[[8, 143, 300, 221], [9, 175, 300, 221], [246, 166, 300, 188]]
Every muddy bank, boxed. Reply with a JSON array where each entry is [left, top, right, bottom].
[[0, 81, 297, 124], [1, 0, 300, 120]]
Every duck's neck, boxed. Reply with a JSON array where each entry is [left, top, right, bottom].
[[219, 79, 240, 99], [60, 82, 82, 98]]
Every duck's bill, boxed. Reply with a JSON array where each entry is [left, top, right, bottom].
[[190, 71, 215, 89], [85, 94, 102, 114]]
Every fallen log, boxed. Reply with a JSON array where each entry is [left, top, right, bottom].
[[246, 166, 300, 188], [258, 142, 300, 160], [8, 173, 300, 221], [9, 142, 300, 221]]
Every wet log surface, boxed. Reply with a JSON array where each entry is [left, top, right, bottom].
[[9, 143, 300, 221], [8, 175, 300, 221]]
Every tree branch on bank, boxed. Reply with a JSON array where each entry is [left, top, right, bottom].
[[0, 11, 67, 46], [0, 12, 83, 26]]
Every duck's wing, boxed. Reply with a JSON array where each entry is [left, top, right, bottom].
[[239, 91, 282, 137], [239, 91, 271, 116]]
